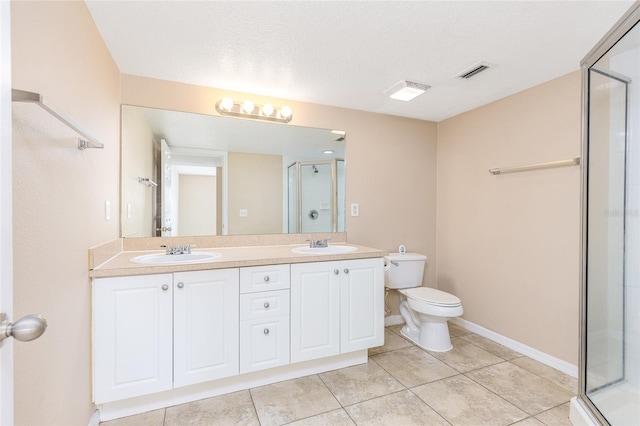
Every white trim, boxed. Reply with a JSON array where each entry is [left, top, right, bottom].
[[569, 397, 599, 426], [384, 314, 403, 327], [450, 317, 578, 378], [98, 350, 367, 422], [87, 410, 101, 426]]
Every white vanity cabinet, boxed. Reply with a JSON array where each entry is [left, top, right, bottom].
[[92, 269, 239, 403], [239, 265, 290, 373], [173, 269, 239, 387], [290, 257, 384, 363], [93, 274, 174, 403]]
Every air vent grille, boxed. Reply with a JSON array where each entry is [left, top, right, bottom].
[[457, 62, 491, 79]]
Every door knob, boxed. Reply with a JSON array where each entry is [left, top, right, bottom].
[[0, 313, 47, 343]]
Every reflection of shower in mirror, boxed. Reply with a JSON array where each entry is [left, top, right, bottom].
[[287, 159, 345, 233]]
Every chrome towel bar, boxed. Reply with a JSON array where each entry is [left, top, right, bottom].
[[12, 89, 104, 150], [489, 157, 580, 175]]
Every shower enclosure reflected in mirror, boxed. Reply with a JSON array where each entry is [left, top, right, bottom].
[[120, 105, 346, 238], [287, 159, 345, 233]]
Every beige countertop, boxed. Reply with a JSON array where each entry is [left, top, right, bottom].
[[89, 243, 387, 278]]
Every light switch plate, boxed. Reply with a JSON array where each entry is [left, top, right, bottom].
[[351, 203, 359, 217], [239, 209, 248, 217]]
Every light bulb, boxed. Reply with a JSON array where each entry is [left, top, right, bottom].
[[262, 103, 274, 116], [280, 105, 292, 118], [242, 100, 255, 114], [220, 97, 234, 111]]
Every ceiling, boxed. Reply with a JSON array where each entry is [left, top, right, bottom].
[[86, 0, 633, 122]]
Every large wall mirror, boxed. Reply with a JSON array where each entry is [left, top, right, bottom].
[[121, 105, 346, 238]]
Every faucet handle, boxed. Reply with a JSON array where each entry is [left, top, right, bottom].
[[184, 244, 196, 254], [160, 244, 173, 254]]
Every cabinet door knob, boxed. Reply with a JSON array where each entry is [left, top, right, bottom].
[[162, 284, 169, 291], [263, 328, 270, 335], [264, 275, 270, 282], [264, 302, 270, 309], [177, 282, 184, 289], [334, 269, 340, 275], [344, 268, 349, 274]]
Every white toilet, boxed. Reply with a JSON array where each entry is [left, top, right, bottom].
[[385, 253, 463, 352]]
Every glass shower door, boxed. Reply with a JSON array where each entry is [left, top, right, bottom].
[[582, 12, 640, 425]]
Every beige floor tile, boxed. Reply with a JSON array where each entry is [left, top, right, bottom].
[[100, 409, 165, 426], [287, 408, 355, 425], [510, 417, 545, 426], [534, 403, 572, 425], [412, 374, 528, 426], [448, 323, 471, 337], [466, 362, 574, 416], [164, 390, 258, 426], [368, 328, 414, 356], [427, 337, 504, 372], [387, 324, 405, 336], [320, 359, 405, 406], [370, 346, 458, 388], [250, 375, 340, 426], [511, 357, 578, 393], [345, 390, 449, 426], [459, 333, 523, 360]]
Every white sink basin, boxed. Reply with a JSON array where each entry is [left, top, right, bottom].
[[292, 245, 358, 255], [130, 251, 221, 265]]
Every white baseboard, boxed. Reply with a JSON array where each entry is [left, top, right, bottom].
[[384, 314, 404, 326], [450, 317, 578, 378], [569, 397, 599, 426], [88, 410, 100, 426]]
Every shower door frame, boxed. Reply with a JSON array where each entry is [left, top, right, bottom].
[[578, 3, 640, 424]]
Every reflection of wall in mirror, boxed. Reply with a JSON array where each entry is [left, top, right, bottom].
[[121, 106, 155, 237], [228, 152, 283, 234], [178, 174, 217, 236]]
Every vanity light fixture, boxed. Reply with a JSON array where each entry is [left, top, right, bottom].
[[385, 80, 431, 101], [215, 98, 293, 123]]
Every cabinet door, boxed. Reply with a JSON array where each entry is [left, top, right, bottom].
[[340, 258, 385, 353], [240, 314, 289, 373], [173, 269, 239, 388], [93, 274, 173, 404], [290, 262, 340, 363]]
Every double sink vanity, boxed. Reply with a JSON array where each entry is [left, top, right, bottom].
[[89, 234, 386, 421]]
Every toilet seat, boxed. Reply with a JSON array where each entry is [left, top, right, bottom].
[[403, 287, 461, 307]]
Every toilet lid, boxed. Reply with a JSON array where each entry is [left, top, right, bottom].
[[405, 287, 461, 306]]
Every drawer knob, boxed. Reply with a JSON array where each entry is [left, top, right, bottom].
[[334, 269, 340, 275], [344, 268, 350, 274], [177, 282, 184, 289], [161, 284, 169, 291], [263, 328, 270, 335], [264, 275, 270, 282], [264, 302, 270, 309]]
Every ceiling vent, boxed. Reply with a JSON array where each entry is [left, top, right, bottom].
[[456, 62, 491, 79]]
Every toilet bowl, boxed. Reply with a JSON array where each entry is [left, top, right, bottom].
[[385, 253, 463, 352]]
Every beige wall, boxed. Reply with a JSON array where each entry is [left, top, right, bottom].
[[11, 1, 120, 425], [121, 106, 156, 237], [436, 72, 582, 364], [178, 174, 217, 236], [228, 152, 283, 235]]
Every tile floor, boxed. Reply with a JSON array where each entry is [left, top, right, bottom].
[[102, 324, 577, 426]]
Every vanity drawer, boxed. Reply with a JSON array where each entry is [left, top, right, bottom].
[[240, 264, 290, 293], [240, 289, 290, 320]]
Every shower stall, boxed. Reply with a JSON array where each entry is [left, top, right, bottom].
[[287, 159, 345, 233], [572, 3, 640, 425]]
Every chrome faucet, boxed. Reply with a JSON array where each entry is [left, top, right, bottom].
[[308, 239, 329, 248], [160, 244, 195, 255]]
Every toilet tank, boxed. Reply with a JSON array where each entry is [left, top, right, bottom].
[[384, 253, 427, 289]]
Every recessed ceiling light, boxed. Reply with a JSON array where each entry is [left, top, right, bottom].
[[323, 150, 334, 154], [385, 80, 430, 101]]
